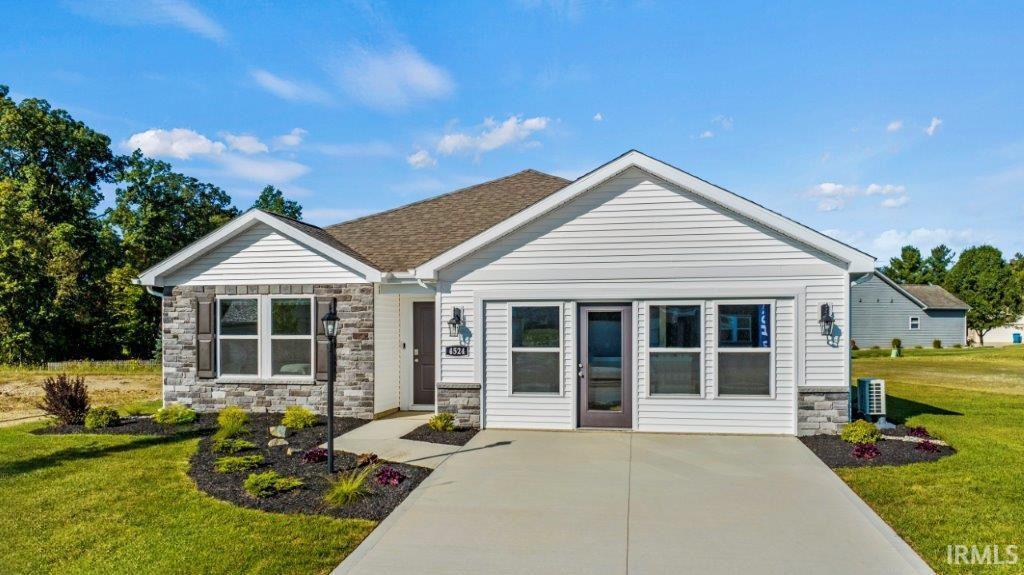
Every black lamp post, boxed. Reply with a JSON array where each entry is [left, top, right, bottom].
[[321, 301, 339, 473]]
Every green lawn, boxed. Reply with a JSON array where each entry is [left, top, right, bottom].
[[846, 345, 1024, 574], [0, 422, 374, 574]]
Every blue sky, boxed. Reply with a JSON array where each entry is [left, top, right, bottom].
[[3, 1, 1023, 262]]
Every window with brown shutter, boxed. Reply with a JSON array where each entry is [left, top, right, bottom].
[[197, 299, 216, 378]]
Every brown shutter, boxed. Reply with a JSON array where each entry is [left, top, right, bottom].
[[314, 297, 333, 382], [197, 299, 216, 378]]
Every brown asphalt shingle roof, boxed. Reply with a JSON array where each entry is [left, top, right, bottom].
[[262, 211, 378, 268], [901, 284, 969, 310], [323, 169, 571, 272]]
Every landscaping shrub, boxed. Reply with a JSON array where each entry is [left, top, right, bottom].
[[324, 466, 375, 507], [915, 440, 940, 453], [375, 466, 406, 486], [953, 343, 963, 348], [154, 404, 197, 425], [38, 374, 90, 425], [214, 406, 249, 440], [84, 406, 121, 430], [243, 471, 302, 498], [840, 419, 881, 444], [870, 345, 880, 350], [355, 452, 379, 467], [212, 437, 256, 454], [301, 447, 328, 464], [281, 406, 318, 429], [850, 339, 859, 351], [427, 412, 455, 432], [933, 339, 942, 349], [914, 345, 923, 349], [852, 443, 880, 460], [214, 454, 265, 473], [891, 338, 902, 350], [906, 426, 931, 439]]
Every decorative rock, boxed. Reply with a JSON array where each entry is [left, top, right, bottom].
[[268, 438, 289, 447], [286, 447, 300, 456], [269, 425, 290, 438]]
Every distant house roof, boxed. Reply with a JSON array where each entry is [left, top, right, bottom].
[[324, 170, 571, 272], [901, 284, 970, 311]]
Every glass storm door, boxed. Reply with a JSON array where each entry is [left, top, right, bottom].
[[578, 305, 632, 428]]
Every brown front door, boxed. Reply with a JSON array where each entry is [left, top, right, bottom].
[[579, 305, 632, 428], [413, 301, 436, 405]]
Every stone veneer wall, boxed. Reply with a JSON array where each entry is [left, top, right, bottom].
[[162, 283, 375, 419], [797, 386, 850, 436], [436, 382, 481, 429]]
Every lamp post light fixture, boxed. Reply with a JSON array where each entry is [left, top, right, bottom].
[[818, 302, 835, 337], [448, 307, 463, 338], [321, 301, 340, 473]]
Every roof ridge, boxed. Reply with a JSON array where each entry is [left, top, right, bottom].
[[325, 169, 568, 231]]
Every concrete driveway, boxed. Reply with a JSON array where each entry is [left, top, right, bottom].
[[335, 430, 933, 575]]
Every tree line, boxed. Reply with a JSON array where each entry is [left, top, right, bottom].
[[881, 244, 1024, 344], [0, 86, 302, 363]]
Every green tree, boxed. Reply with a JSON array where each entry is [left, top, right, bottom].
[[881, 245, 927, 284], [0, 86, 119, 361], [105, 151, 238, 357], [945, 245, 1022, 345], [923, 244, 954, 285], [251, 185, 302, 220]]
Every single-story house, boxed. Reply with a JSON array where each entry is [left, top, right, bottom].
[[970, 315, 1024, 345], [850, 272, 968, 348], [137, 150, 877, 436]]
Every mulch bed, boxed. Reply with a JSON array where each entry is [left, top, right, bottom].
[[187, 414, 430, 521], [800, 429, 955, 469], [34, 414, 218, 437], [400, 424, 479, 446]]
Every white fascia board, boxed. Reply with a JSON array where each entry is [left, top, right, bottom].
[[135, 210, 382, 286], [413, 150, 877, 278]]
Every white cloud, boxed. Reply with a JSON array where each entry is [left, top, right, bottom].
[[698, 130, 714, 139], [817, 197, 846, 212], [886, 120, 903, 132], [69, 0, 226, 42], [223, 133, 267, 154], [437, 115, 550, 156], [925, 116, 943, 136], [407, 149, 436, 169], [810, 182, 857, 197], [274, 128, 307, 148], [865, 183, 906, 195], [124, 128, 225, 159], [312, 142, 396, 158], [593, 112, 603, 121], [881, 195, 910, 208], [712, 115, 734, 130], [330, 45, 454, 111], [250, 69, 330, 104], [871, 228, 975, 260], [218, 154, 309, 184]]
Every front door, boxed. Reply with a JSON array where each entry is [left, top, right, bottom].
[[579, 305, 632, 428], [413, 301, 436, 405]]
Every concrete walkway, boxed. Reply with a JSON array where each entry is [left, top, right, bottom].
[[335, 429, 934, 575], [327, 412, 463, 469]]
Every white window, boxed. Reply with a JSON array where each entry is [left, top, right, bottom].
[[647, 303, 702, 396], [509, 304, 561, 394], [909, 316, 920, 330], [716, 302, 774, 397], [217, 295, 314, 379]]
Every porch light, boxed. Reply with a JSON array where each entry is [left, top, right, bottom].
[[321, 307, 339, 339], [448, 308, 463, 338], [818, 303, 835, 336]]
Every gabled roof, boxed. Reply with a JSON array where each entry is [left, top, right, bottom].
[[901, 284, 970, 310], [135, 209, 382, 286], [413, 150, 877, 278], [326, 170, 569, 272]]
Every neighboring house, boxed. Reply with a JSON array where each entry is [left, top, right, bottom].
[[850, 272, 968, 348], [970, 316, 1024, 345], [137, 151, 877, 436]]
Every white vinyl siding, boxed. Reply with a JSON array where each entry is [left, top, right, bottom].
[[373, 293, 400, 414], [439, 168, 850, 434], [165, 222, 368, 286]]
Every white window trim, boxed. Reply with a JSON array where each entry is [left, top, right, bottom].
[[908, 316, 920, 330], [216, 294, 315, 381], [644, 301, 704, 398], [507, 302, 564, 397], [713, 300, 776, 400]]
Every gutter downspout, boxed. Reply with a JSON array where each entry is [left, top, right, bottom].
[[144, 285, 165, 298]]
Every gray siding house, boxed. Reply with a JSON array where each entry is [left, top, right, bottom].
[[851, 272, 968, 348]]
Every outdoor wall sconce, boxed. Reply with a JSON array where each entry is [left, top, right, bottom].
[[448, 307, 464, 337], [818, 303, 835, 336]]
